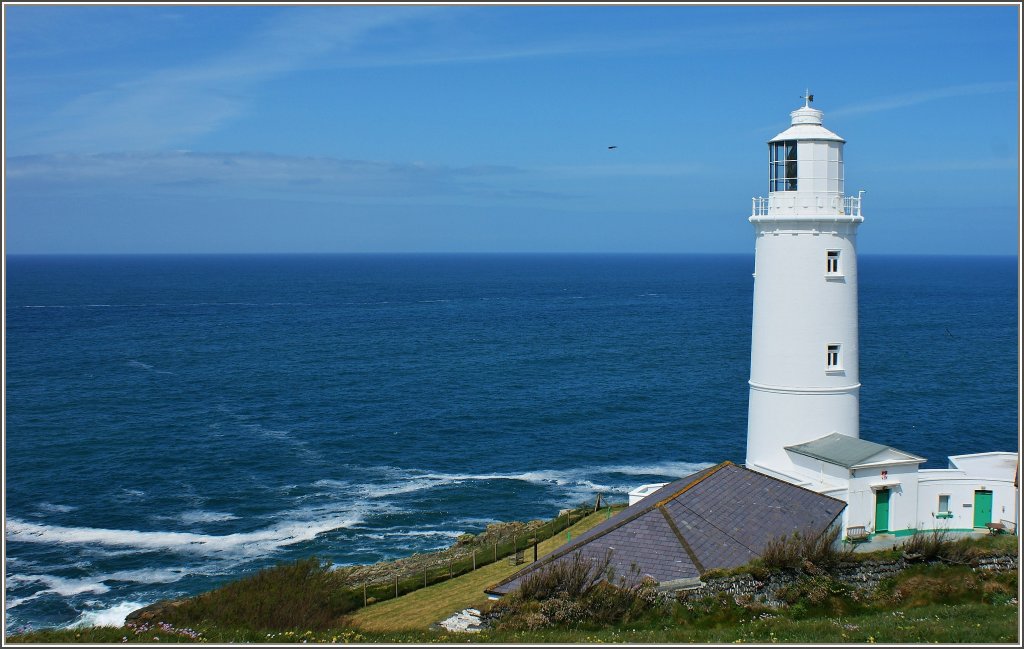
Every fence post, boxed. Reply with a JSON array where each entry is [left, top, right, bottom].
[[363, 582, 367, 607], [394, 575, 398, 599], [424, 569, 427, 588], [448, 561, 452, 579], [473, 551, 476, 571], [494, 542, 497, 562], [533, 538, 538, 562]]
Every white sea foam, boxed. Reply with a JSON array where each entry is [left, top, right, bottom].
[[6, 514, 364, 558], [312, 478, 350, 490], [593, 460, 715, 478], [6, 592, 48, 610], [351, 468, 620, 505], [36, 502, 78, 514], [358, 477, 453, 499], [349, 462, 712, 509], [69, 601, 151, 629], [126, 360, 174, 375], [103, 568, 188, 584], [7, 574, 110, 597], [363, 528, 464, 540], [450, 516, 501, 527], [179, 510, 239, 524]]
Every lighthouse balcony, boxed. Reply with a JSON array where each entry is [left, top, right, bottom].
[[751, 192, 863, 219]]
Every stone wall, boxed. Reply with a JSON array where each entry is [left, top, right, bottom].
[[676, 554, 1018, 608]]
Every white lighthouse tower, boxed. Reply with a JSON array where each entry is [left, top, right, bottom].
[[745, 95, 865, 476], [622, 95, 1018, 538]]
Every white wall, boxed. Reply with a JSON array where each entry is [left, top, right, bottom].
[[847, 463, 921, 534], [918, 469, 1017, 531], [788, 452, 852, 485], [746, 220, 862, 471]]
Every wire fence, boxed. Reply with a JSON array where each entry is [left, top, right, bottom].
[[351, 503, 617, 609]]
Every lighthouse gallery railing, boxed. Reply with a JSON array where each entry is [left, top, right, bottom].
[[752, 191, 864, 217]]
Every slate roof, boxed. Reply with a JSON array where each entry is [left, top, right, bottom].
[[485, 461, 846, 595], [785, 433, 925, 469]]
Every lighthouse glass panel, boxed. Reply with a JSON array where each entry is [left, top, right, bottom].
[[769, 140, 798, 191]]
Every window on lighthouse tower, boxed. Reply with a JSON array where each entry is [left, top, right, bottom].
[[769, 140, 798, 192], [826, 344, 842, 370], [826, 250, 840, 274]]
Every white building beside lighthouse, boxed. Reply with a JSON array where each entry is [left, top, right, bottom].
[[741, 97, 1018, 540]]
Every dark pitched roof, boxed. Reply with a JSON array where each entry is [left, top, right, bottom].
[[486, 461, 846, 595]]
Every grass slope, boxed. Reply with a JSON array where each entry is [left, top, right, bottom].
[[347, 508, 614, 631]]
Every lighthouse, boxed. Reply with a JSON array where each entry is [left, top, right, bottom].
[[623, 94, 1016, 544], [744, 95, 865, 476]]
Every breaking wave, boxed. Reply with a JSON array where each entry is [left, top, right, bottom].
[[69, 601, 151, 629], [6, 513, 364, 558]]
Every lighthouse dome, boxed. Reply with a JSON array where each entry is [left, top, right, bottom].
[[769, 105, 845, 143]]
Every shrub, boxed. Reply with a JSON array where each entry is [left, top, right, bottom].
[[900, 528, 1009, 565], [879, 563, 1016, 608], [159, 557, 360, 631], [775, 574, 856, 617], [900, 528, 950, 561], [492, 551, 661, 630], [758, 524, 851, 571], [517, 551, 610, 602]]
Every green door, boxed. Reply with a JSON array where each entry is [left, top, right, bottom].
[[875, 488, 890, 533], [973, 490, 993, 528]]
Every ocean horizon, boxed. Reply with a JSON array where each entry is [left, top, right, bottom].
[[4, 252, 1018, 633]]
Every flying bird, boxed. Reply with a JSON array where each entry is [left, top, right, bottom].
[[608, 145, 618, 150]]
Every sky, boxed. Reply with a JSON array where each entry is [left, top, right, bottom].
[[2, 2, 1020, 255]]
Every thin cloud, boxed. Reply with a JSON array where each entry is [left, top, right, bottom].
[[535, 163, 705, 178], [5, 151, 525, 199], [829, 81, 1016, 118], [20, 7, 433, 153], [870, 157, 1017, 172]]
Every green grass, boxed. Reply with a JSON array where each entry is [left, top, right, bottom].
[[11, 600, 1017, 644]]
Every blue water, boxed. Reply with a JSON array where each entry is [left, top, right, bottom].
[[4, 253, 1018, 632]]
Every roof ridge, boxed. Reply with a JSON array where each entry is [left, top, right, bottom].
[[655, 460, 732, 507], [739, 462, 849, 507], [484, 461, 730, 594]]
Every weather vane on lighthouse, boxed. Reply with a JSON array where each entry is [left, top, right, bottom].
[[801, 89, 814, 107]]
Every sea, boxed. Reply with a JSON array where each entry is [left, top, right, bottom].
[[3, 253, 1019, 633]]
